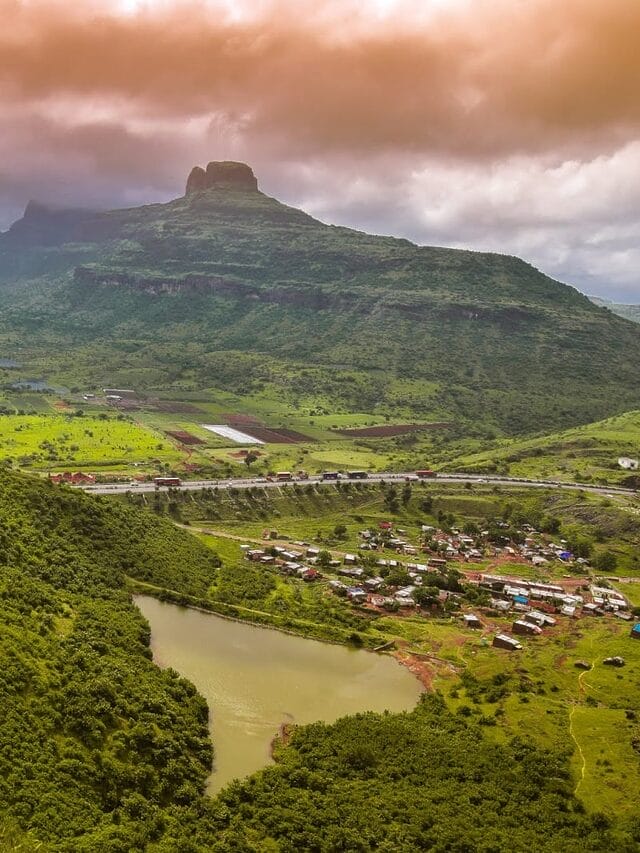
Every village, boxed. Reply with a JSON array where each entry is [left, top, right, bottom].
[[241, 517, 640, 653]]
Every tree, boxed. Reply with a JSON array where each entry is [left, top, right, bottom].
[[244, 451, 259, 469], [414, 585, 441, 607], [420, 496, 433, 513], [593, 550, 618, 572], [333, 523, 348, 539], [316, 550, 332, 569]]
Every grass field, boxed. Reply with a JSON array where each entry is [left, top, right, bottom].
[[0, 411, 181, 469], [448, 409, 640, 485]]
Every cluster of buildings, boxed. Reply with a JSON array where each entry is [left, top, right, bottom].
[[242, 545, 322, 582], [239, 518, 638, 652], [359, 520, 592, 572]]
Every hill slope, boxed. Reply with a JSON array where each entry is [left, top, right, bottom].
[[1, 161, 639, 434], [442, 409, 640, 485]]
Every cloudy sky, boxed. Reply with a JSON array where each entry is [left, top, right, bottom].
[[1, 0, 639, 300]]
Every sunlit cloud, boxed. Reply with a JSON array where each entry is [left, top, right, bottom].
[[0, 0, 639, 299]]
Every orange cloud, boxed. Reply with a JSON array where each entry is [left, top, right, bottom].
[[1, 0, 639, 299], [0, 0, 638, 159]]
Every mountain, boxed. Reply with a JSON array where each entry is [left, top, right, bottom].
[[1, 160, 639, 435], [589, 296, 640, 325]]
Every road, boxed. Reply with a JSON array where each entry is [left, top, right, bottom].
[[73, 472, 637, 497]]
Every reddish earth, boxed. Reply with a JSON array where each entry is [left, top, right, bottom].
[[393, 649, 449, 691], [221, 413, 265, 426], [333, 422, 452, 438], [165, 430, 206, 446], [229, 449, 263, 459], [108, 399, 141, 410], [239, 426, 312, 443]]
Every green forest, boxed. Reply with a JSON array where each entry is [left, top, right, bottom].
[[0, 471, 638, 851]]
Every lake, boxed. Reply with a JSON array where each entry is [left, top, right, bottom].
[[135, 596, 422, 793]]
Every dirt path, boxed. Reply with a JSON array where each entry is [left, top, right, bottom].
[[568, 637, 595, 795]]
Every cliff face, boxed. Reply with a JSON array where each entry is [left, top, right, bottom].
[[185, 161, 259, 194], [72, 265, 536, 325]]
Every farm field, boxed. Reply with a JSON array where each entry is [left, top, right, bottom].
[[1, 373, 639, 490]]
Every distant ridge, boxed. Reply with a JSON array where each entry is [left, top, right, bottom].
[[589, 295, 640, 324]]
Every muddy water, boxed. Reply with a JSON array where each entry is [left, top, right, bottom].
[[135, 596, 422, 792]]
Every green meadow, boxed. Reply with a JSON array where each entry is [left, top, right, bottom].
[[0, 411, 180, 470]]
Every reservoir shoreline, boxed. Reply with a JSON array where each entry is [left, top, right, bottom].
[[135, 594, 423, 793]]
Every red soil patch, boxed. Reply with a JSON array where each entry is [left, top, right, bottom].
[[333, 423, 452, 438], [229, 450, 263, 459], [394, 652, 434, 691], [220, 413, 265, 426], [239, 426, 311, 444], [108, 398, 142, 410], [53, 400, 71, 410], [166, 430, 206, 446]]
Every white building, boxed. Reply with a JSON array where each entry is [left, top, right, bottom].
[[618, 457, 639, 470]]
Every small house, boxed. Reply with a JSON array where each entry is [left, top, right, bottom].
[[631, 623, 640, 640], [512, 620, 542, 636], [493, 634, 522, 651], [462, 614, 482, 629], [524, 610, 556, 628], [346, 587, 367, 604]]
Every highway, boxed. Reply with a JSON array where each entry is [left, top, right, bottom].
[[74, 472, 637, 497]]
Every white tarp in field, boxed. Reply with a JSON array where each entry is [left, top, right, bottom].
[[201, 424, 264, 444]]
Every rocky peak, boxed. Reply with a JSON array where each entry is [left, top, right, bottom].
[[185, 161, 258, 195]]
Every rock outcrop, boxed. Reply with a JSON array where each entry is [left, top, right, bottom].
[[185, 161, 258, 195]]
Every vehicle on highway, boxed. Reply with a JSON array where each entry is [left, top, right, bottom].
[[415, 469, 437, 479], [153, 476, 182, 487]]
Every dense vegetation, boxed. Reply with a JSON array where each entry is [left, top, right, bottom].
[[1, 175, 640, 434], [209, 694, 636, 852], [0, 471, 219, 850], [1, 471, 638, 850]]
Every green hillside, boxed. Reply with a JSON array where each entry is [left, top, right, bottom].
[[445, 409, 640, 485], [0, 162, 639, 437]]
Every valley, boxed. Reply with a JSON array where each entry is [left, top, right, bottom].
[[0, 163, 638, 851]]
